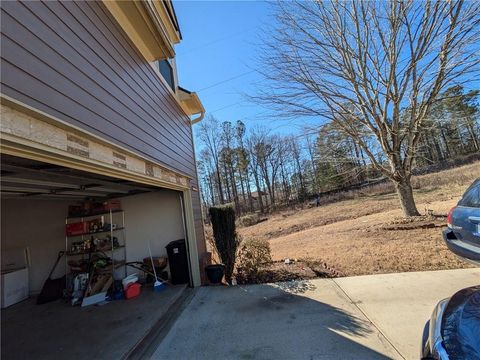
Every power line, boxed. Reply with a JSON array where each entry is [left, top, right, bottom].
[[197, 70, 256, 93], [208, 101, 244, 114], [177, 28, 256, 56]]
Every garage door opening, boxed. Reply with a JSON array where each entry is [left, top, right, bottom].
[[1, 154, 194, 359]]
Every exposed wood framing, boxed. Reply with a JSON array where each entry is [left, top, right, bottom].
[[0, 101, 190, 190]]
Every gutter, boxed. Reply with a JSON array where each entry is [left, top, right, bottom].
[[191, 111, 205, 125], [178, 86, 205, 124]]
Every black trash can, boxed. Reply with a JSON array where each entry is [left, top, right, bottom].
[[166, 239, 189, 285]]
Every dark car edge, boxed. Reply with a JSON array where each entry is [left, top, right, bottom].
[[421, 178, 480, 360]]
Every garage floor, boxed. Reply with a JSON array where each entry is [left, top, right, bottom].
[[1, 284, 187, 360]]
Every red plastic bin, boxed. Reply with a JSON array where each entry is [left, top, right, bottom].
[[124, 283, 141, 300], [66, 222, 87, 236]]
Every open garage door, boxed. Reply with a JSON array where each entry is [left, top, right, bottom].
[[1, 154, 196, 298]]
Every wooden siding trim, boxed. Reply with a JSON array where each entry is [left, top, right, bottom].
[[101, 1, 173, 61]]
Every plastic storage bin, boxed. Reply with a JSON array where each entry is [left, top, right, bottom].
[[124, 283, 141, 299], [66, 222, 87, 236]]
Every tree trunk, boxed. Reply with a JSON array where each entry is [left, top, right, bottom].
[[394, 178, 420, 217], [440, 127, 451, 158], [223, 164, 232, 202], [215, 164, 224, 204], [207, 174, 215, 206], [280, 160, 290, 205], [253, 166, 264, 213], [229, 164, 240, 215], [238, 171, 247, 204], [245, 171, 254, 212], [306, 139, 319, 192], [466, 121, 479, 151]]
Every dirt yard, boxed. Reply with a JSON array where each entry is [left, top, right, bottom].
[[238, 162, 480, 277]]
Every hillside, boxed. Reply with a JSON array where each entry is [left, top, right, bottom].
[[238, 162, 480, 276]]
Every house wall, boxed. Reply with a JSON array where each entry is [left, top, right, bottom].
[[120, 190, 185, 277], [1, 190, 185, 294], [0, 0, 205, 261]]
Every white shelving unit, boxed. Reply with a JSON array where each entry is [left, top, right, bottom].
[[65, 209, 127, 293]]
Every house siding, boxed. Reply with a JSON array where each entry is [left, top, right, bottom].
[[0, 1, 205, 252]]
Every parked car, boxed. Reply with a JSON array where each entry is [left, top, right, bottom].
[[421, 178, 480, 360], [443, 178, 480, 264]]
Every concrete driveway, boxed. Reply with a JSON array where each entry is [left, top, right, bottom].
[[152, 268, 479, 360]]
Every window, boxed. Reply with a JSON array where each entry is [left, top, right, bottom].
[[158, 59, 175, 90], [459, 181, 480, 208]]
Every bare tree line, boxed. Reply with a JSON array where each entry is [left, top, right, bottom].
[[196, 84, 479, 217]]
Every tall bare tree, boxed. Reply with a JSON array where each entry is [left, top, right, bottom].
[[255, 0, 480, 216], [198, 115, 225, 204]]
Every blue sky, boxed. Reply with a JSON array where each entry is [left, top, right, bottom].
[[173, 1, 479, 145], [174, 1, 311, 137]]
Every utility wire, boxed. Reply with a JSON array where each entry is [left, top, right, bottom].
[[197, 70, 256, 93], [177, 28, 256, 56], [208, 101, 244, 114]]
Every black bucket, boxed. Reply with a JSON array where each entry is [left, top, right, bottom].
[[205, 264, 225, 284]]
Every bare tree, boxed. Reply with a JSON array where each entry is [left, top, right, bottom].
[[221, 121, 241, 212], [197, 149, 216, 206], [235, 120, 254, 211], [198, 115, 225, 204], [255, 0, 480, 216], [246, 128, 269, 213]]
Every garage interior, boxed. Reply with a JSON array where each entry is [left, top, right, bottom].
[[1, 154, 193, 359]]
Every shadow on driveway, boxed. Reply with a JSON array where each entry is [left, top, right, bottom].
[[152, 280, 397, 359]]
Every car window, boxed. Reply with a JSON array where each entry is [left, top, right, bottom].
[[459, 182, 480, 208]]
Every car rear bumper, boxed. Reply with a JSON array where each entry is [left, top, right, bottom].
[[443, 229, 480, 265], [422, 298, 451, 360]]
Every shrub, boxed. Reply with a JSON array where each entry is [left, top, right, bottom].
[[236, 238, 272, 281], [238, 214, 262, 227], [209, 204, 241, 285]]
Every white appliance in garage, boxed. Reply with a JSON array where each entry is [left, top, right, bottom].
[[1, 247, 30, 308]]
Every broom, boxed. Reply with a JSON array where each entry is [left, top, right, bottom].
[[147, 240, 164, 292]]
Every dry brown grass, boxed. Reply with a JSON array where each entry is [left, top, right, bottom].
[[237, 162, 480, 277]]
